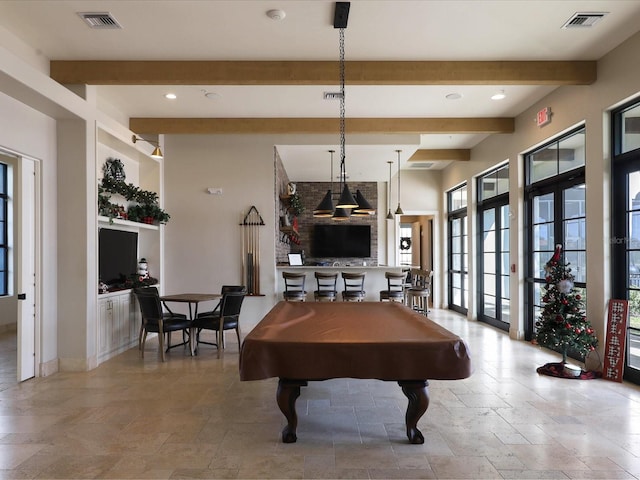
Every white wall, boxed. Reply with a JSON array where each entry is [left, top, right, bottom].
[[0, 91, 58, 369], [163, 135, 279, 329]]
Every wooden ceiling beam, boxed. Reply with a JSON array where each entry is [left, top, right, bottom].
[[50, 60, 596, 86], [129, 117, 514, 135], [410, 149, 471, 162]]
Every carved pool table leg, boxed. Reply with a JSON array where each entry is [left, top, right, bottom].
[[399, 380, 430, 444], [276, 379, 307, 443]]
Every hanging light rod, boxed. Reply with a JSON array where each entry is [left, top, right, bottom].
[[386, 160, 393, 220], [395, 149, 404, 215], [313, 150, 336, 218], [132, 135, 163, 159]]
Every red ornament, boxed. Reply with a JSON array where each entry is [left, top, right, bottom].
[[576, 294, 582, 300], [575, 328, 581, 334], [587, 328, 593, 334], [565, 323, 572, 329]]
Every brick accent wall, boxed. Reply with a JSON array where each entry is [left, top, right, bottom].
[[275, 152, 291, 264], [287, 181, 378, 266]]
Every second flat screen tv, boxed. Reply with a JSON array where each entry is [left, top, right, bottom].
[[312, 224, 371, 258]]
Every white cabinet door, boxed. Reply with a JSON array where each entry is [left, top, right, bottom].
[[98, 291, 140, 362], [98, 298, 113, 358]]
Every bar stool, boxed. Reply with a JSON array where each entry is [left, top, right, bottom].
[[341, 272, 366, 302], [314, 272, 338, 302], [379, 271, 406, 302], [282, 271, 307, 302], [405, 269, 432, 315]]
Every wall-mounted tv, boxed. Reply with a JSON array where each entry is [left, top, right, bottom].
[[99, 228, 138, 286], [311, 224, 371, 258]]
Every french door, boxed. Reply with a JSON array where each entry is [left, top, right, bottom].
[[612, 100, 640, 384], [478, 201, 510, 330], [448, 212, 468, 313]]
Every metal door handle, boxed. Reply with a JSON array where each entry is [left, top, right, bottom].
[[17, 293, 26, 300]]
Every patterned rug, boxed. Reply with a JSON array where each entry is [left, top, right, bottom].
[[536, 362, 601, 380]]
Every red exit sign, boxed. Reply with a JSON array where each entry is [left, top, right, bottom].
[[537, 107, 552, 127]]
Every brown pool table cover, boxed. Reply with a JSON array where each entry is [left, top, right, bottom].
[[239, 301, 472, 381]]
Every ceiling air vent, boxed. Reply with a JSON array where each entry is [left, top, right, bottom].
[[562, 12, 607, 29], [78, 12, 123, 29], [409, 162, 435, 169]]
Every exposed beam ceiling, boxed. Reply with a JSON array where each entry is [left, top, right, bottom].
[[410, 149, 471, 162], [50, 60, 597, 86], [129, 117, 514, 135]]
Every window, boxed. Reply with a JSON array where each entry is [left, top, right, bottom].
[[448, 184, 468, 313], [0, 162, 7, 295], [612, 98, 640, 385], [477, 164, 510, 331], [524, 127, 586, 341]]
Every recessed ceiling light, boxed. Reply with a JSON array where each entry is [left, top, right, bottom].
[[446, 93, 463, 100], [164, 93, 177, 100], [266, 9, 286, 21], [491, 90, 506, 100]]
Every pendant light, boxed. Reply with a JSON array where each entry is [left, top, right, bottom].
[[352, 189, 375, 216], [394, 149, 404, 215], [333, 25, 358, 212], [386, 160, 393, 220], [313, 150, 335, 217], [313, 2, 374, 219]]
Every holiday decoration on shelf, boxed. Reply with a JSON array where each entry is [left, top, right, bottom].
[[535, 244, 598, 365]]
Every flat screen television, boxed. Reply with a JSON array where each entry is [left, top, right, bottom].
[[311, 224, 371, 258], [99, 228, 138, 285]]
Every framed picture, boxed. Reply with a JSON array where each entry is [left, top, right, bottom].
[[288, 253, 303, 266]]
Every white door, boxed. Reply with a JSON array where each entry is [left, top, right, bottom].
[[17, 157, 36, 381]]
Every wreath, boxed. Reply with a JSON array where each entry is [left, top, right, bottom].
[[400, 237, 412, 250], [103, 157, 126, 181]]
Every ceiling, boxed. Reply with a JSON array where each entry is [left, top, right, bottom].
[[1, 0, 639, 181]]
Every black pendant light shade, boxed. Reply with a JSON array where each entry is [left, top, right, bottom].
[[314, 189, 334, 217], [336, 183, 358, 209], [332, 207, 350, 220], [353, 189, 375, 215]]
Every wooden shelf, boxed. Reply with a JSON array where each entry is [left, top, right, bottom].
[[98, 216, 159, 230], [279, 225, 298, 235]]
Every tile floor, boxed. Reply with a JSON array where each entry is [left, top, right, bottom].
[[0, 309, 639, 479]]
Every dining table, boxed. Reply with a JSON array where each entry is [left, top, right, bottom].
[[160, 293, 221, 355]]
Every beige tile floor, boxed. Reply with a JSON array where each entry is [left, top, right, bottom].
[[0, 309, 639, 479]]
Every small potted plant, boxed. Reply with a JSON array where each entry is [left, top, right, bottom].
[[289, 193, 305, 216]]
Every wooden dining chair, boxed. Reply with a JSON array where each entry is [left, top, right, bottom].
[[196, 285, 246, 318], [191, 291, 247, 358], [133, 287, 192, 361]]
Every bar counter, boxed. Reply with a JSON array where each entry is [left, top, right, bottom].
[[276, 265, 403, 302]]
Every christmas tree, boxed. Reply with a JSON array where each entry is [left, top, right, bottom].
[[535, 244, 598, 364]]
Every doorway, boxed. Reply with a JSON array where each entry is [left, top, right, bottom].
[[0, 151, 38, 382], [398, 214, 435, 307]]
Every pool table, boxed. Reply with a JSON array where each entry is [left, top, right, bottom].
[[239, 301, 472, 444]]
